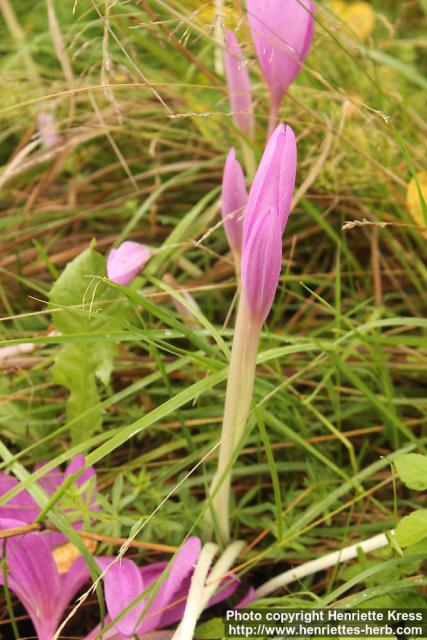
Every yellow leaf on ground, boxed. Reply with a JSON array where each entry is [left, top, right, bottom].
[[331, 1, 376, 40], [407, 171, 427, 228], [191, 2, 241, 30]]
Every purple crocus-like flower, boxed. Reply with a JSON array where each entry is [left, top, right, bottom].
[[224, 30, 254, 139], [107, 241, 152, 286], [37, 111, 59, 149], [241, 124, 297, 325], [0, 454, 97, 553], [222, 148, 248, 255], [86, 537, 240, 639], [247, 0, 315, 128], [241, 206, 283, 325], [210, 124, 297, 543], [0, 517, 90, 640], [0, 457, 98, 639], [0, 454, 96, 526], [244, 124, 296, 237]]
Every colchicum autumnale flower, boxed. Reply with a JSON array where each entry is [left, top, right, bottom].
[[107, 241, 152, 285], [0, 456, 97, 640], [246, 0, 315, 135], [85, 537, 241, 639], [224, 30, 254, 140], [221, 148, 248, 262], [0, 517, 91, 640], [210, 124, 297, 543], [37, 111, 59, 148], [0, 454, 96, 528]]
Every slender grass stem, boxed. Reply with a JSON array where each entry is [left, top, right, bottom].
[[214, 0, 225, 76], [0, 0, 40, 84]]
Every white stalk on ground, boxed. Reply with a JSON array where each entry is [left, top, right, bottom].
[[253, 531, 394, 600], [172, 542, 218, 640], [173, 540, 245, 640], [209, 296, 261, 544]]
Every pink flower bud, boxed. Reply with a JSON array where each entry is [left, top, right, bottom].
[[224, 30, 254, 139], [241, 124, 297, 324], [37, 111, 58, 148], [247, 0, 315, 109], [244, 124, 296, 237], [107, 241, 152, 285], [222, 148, 248, 254], [241, 206, 283, 324]]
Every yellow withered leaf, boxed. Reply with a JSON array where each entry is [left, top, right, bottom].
[[406, 171, 427, 228], [190, 2, 245, 33], [53, 537, 97, 574], [331, 1, 376, 41]]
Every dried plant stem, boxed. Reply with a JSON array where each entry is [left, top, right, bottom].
[[209, 296, 261, 544], [0, 523, 178, 553], [173, 541, 245, 640], [214, 0, 225, 76], [253, 531, 393, 599], [371, 225, 383, 307], [172, 542, 218, 640], [0, 0, 40, 83], [47, 0, 76, 121]]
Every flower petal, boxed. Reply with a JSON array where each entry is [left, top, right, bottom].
[[137, 536, 202, 633], [97, 556, 146, 637], [222, 148, 248, 253], [242, 206, 283, 324], [244, 124, 296, 237], [107, 241, 152, 286], [0, 517, 61, 640], [0, 474, 39, 522], [247, 0, 315, 104], [224, 30, 254, 138]]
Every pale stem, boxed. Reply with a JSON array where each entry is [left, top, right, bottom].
[[267, 98, 280, 140], [241, 139, 256, 181], [172, 541, 245, 640], [253, 531, 393, 600], [171, 542, 218, 640], [232, 249, 241, 284], [200, 540, 246, 608], [209, 296, 261, 544]]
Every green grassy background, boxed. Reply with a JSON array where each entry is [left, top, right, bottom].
[[0, 0, 426, 635]]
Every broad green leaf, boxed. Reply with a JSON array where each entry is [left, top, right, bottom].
[[52, 342, 114, 440], [396, 510, 427, 547], [195, 617, 224, 639], [49, 246, 123, 334], [49, 247, 126, 443], [394, 453, 427, 491]]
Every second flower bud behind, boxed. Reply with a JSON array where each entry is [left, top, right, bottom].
[[107, 241, 152, 285], [221, 148, 248, 259], [224, 29, 254, 140]]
